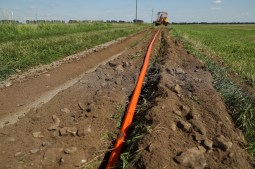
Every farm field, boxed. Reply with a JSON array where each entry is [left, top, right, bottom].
[[172, 24, 255, 87], [0, 26, 254, 168], [0, 23, 147, 80]]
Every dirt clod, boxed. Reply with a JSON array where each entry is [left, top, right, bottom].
[[67, 127, 77, 136], [14, 152, 22, 157], [30, 148, 40, 154], [64, 147, 77, 154], [173, 110, 182, 117], [181, 105, 191, 114], [61, 108, 70, 114], [122, 62, 130, 68], [43, 148, 63, 163], [174, 84, 182, 94], [59, 127, 77, 136], [213, 135, 233, 151], [5, 82, 12, 87], [78, 102, 85, 110], [193, 132, 206, 143], [191, 120, 206, 135], [175, 146, 207, 169], [59, 157, 65, 165], [48, 115, 61, 130], [33, 132, 44, 138], [74, 159, 86, 167], [175, 68, 186, 74], [59, 127, 68, 136], [166, 68, 174, 75], [171, 122, 177, 131], [77, 128, 86, 137], [177, 120, 192, 132], [202, 138, 213, 150], [42, 141, 51, 147], [115, 65, 124, 72]]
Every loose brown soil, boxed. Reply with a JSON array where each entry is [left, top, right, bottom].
[[127, 31, 253, 169], [0, 28, 253, 169]]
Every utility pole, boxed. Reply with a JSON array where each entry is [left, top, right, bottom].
[[11, 11, 13, 21], [151, 9, 154, 23], [136, 0, 138, 22]]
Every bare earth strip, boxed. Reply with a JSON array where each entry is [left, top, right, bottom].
[[0, 30, 149, 127]]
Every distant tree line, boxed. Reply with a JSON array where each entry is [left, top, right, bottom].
[[172, 22, 255, 25], [0, 20, 20, 24], [68, 20, 105, 23], [26, 20, 65, 24], [133, 19, 144, 23], [106, 20, 132, 23], [0, 19, 143, 24]]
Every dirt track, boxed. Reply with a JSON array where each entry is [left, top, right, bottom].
[[0, 28, 253, 169]]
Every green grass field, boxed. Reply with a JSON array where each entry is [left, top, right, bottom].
[[172, 24, 255, 86], [0, 23, 147, 80]]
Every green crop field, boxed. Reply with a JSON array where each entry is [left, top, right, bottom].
[[172, 24, 255, 87], [0, 23, 147, 81]]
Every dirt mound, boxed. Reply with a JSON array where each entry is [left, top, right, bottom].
[[128, 31, 253, 168]]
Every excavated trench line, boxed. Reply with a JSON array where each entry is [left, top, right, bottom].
[[118, 30, 169, 167], [105, 29, 168, 168]]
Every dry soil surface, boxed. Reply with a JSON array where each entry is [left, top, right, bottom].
[[0, 29, 253, 169]]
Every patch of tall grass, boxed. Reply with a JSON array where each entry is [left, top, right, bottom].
[[172, 24, 255, 87], [0, 23, 146, 80], [0, 23, 133, 43]]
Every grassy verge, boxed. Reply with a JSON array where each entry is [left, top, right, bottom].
[[172, 24, 255, 87], [171, 27, 255, 158], [0, 23, 137, 43], [0, 23, 147, 80]]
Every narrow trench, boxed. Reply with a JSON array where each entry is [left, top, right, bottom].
[[120, 31, 169, 168], [99, 30, 169, 168]]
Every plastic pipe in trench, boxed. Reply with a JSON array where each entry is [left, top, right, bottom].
[[106, 29, 160, 168]]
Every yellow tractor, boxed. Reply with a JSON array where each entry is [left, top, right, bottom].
[[155, 11, 170, 26]]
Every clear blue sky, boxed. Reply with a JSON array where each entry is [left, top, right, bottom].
[[0, 0, 254, 23]]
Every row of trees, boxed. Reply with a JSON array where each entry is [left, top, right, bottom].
[[26, 20, 65, 24], [0, 20, 20, 24], [0, 19, 142, 24], [2, 20, 254, 25], [172, 22, 255, 24]]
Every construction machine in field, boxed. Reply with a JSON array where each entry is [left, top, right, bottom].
[[155, 11, 170, 26]]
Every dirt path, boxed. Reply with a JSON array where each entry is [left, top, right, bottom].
[[0, 30, 150, 128], [0, 29, 253, 169]]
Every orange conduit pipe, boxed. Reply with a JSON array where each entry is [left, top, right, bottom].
[[106, 30, 160, 169]]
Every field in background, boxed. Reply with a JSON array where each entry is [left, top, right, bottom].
[[172, 24, 255, 86], [0, 23, 147, 80]]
